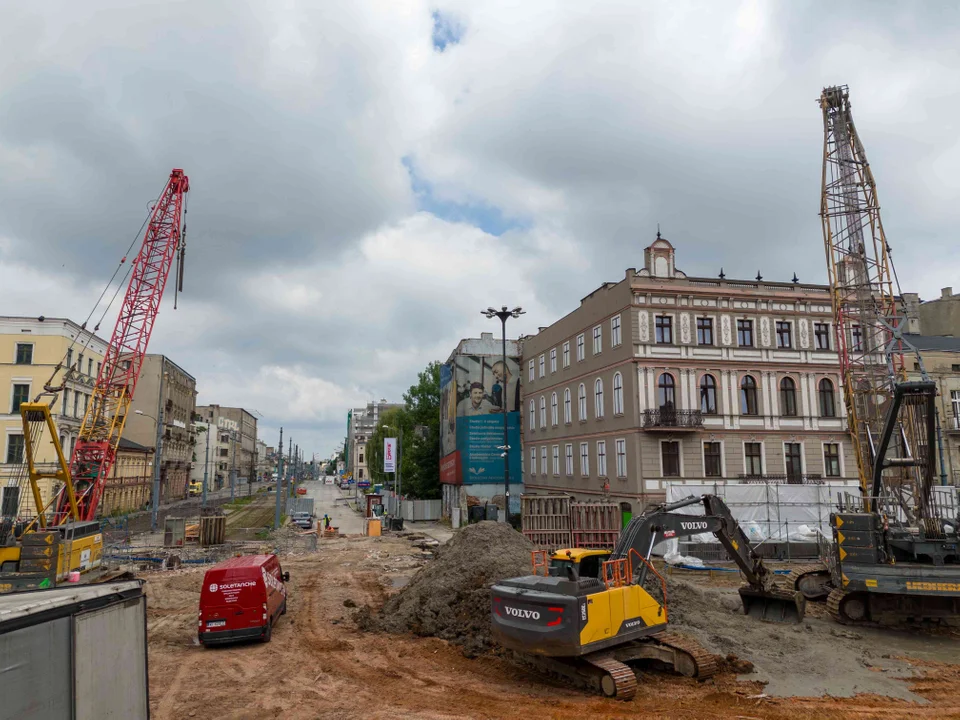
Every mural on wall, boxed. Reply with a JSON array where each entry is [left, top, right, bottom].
[[440, 353, 522, 484]]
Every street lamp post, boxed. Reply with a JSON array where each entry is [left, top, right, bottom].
[[202, 421, 210, 509], [482, 305, 524, 525]]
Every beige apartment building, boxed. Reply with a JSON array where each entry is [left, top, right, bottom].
[[196, 405, 258, 490], [521, 236, 857, 510], [125, 355, 198, 503], [0, 316, 108, 518], [101, 438, 153, 515]]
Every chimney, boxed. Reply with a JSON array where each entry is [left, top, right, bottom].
[[942, 287, 954, 299], [480, 332, 493, 341]]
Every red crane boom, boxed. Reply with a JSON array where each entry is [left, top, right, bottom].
[[59, 169, 189, 521]]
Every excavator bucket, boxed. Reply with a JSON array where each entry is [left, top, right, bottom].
[[738, 585, 805, 623]]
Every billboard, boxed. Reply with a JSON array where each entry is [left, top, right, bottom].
[[440, 351, 522, 486], [384, 438, 397, 473]]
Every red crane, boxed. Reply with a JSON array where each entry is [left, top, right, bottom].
[[58, 169, 190, 522]]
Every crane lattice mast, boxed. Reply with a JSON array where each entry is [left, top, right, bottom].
[[60, 169, 189, 521], [819, 86, 907, 503]]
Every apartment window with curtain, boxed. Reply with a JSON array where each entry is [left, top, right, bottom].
[[697, 317, 713, 345], [552, 445, 560, 475], [593, 325, 602, 354], [737, 319, 754, 347], [703, 441, 722, 477], [776, 321, 792, 349], [594, 378, 604, 418], [952, 390, 960, 429], [539, 396, 546, 427], [597, 440, 607, 477], [550, 348, 557, 373], [613, 372, 624, 415], [562, 341, 570, 368], [814, 323, 831, 350], [528, 359, 535, 382], [744, 442, 763, 476], [740, 375, 759, 415], [539, 354, 545, 378], [530, 447, 537, 475], [578, 384, 587, 420], [579, 442, 589, 475], [540, 446, 547, 475], [819, 379, 836, 417], [780, 377, 798, 417], [655, 316, 673, 344], [528, 399, 536, 429], [700, 374, 717, 414], [661, 441, 680, 477], [823, 443, 841, 477], [563, 388, 571, 424], [615, 439, 626, 478], [565, 444, 573, 475], [611, 315, 622, 347], [658, 373, 675, 411], [550, 392, 558, 426], [576, 334, 585, 362]]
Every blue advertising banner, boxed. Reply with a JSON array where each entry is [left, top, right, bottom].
[[455, 412, 522, 485]]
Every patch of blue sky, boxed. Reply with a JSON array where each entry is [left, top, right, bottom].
[[431, 10, 464, 51]]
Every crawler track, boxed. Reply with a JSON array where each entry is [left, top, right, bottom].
[[784, 564, 832, 601]]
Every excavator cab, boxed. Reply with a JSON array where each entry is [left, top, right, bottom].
[[548, 549, 611, 581]]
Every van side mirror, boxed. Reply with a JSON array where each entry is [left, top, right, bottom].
[[282, 572, 290, 582]]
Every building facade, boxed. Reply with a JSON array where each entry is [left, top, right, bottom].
[[911, 287, 960, 337], [195, 405, 258, 490], [190, 420, 213, 490], [125, 355, 198, 503], [439, 333, 523, 518], [347, 400, 402, 483], [0, 316, 108, 518], [520, 236, 857, 511], [905, 334, 960, 485], [101, 438, 153, 515]]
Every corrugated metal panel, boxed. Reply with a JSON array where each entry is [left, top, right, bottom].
[[74, 598, 148, 720], [0, 617, 72, 720]]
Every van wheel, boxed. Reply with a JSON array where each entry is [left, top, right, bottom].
[[262, 622, 272, 643]]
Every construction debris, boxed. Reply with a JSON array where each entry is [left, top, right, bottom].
[[358, 521, 533, 656]]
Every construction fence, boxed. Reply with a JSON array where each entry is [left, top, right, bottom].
[[379, 490, 442, 522]]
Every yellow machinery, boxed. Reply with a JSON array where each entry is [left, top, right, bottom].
[[0, 403, 103, 593], [491, 494, 803, 699]]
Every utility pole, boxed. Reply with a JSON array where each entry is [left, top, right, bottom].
[[288, 438, 293, 497], [229, 428, 237, 502], [150, 363, 167, 533], [274, 427, 283, 529], [201, 421, 210, 509]]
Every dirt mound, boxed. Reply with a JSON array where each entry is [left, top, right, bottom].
[[361, 521, 533, 656]]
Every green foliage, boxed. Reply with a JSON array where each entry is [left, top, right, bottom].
[[366, 361, 442, 499]]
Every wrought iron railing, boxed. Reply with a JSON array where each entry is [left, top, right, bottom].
[[641, 409, 703, 429], [738, 473, 824, 485]]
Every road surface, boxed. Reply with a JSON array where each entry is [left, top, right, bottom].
[[304, 480, 364, 534]]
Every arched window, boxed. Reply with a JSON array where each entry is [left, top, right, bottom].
[[578, 383, 587, 421], [595, 378, 605, 418], [563, 388, 571, 424], [550, 392, 558, 426], [539, 396, 547, 427], [740, 375, 758, 416], [700, 374, 717, 415], [780, 377, 798, 417], [613, 372, 624, 415], [819, 378, 836, 418], [658, 373, 676, 411], [528, 399, 536, 429]]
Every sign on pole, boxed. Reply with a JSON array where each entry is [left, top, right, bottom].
[[384, 438, 397, 473]]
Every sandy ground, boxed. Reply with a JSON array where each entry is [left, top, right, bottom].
[[146, 533, 960, 720]]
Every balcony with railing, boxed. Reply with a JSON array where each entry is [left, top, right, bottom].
[[738, 473, 824, 485], [641, 409, 703, 431]]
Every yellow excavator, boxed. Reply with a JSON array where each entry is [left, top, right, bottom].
[[490, 494, 803, 699]]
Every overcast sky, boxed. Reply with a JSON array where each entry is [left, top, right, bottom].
[[1, 1, 958, 457]]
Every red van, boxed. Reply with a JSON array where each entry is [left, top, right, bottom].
[[198, 554, 289, 646]]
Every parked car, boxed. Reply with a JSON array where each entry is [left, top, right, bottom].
[[296, 487, 307, 496], [198, 554, 289, 646], [291, 511, 313, 530], [188, 481, 203, 496]]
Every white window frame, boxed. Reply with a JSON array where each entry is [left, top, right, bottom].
[[528, 359, 535, 382], [594, 378, 604, 418], [5, 431, 26, 465], [549, 348, 557, 374], [597, 440, 607, 477], [538, 354, 545, 378], [563, 388, 571, 424], [550, 392, 558, 427], [821, 441, 843, 478], [592, 325, 602, 354], [562, 341, 570, 368], [611, 314, 622, 347], [775, 319, 793, 349], [814, 322, 831, 351], [615, 438, 627, 478], [528, 399, 536, 430], [10, 380, 32, 415], [742, 440, 765, 476], [552, 445, 560, 476], [530, 447, 537, 475], [540, 446, 548, 476], [539, 396, 547, 427], [576, 333, 585, 362], [565, 444, 574, 476], [613, 372, 624, 415], [659, 438, 683, 478], [952, 390, 960, 429], [579, 442, 590, 476], [578, 383, 587, 421], [701, 440, 725, 478]]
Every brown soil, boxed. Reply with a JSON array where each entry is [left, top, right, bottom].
[[147, 533, 960, 720]]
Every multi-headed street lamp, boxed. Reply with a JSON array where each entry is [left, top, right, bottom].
[[482, 305, 524, 525]]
